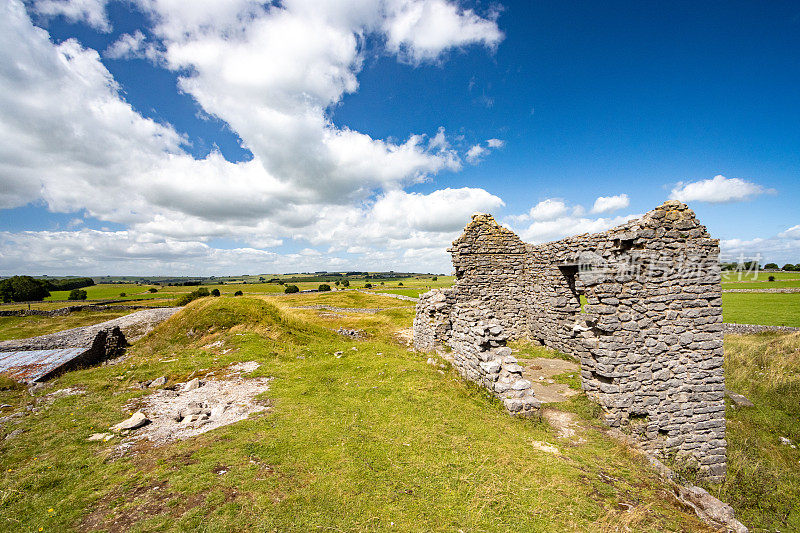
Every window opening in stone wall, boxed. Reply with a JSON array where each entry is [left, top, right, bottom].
[[558, 264, 587, 313], [614, 238, 635, 252]]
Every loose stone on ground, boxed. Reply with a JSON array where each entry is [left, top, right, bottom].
[[112, 362, 271, 450]]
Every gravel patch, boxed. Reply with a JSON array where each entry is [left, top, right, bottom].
[[116, 363, 270, 450]]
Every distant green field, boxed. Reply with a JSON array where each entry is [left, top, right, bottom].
[[45, 283, 165, 301], [0, 309, 134, 341], [722, 280, 800, 289], [722, 271, 799, 282], [368, 288, 423, 298], [722, 293, 800, 327]]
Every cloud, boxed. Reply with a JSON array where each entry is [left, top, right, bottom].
[[465, 138, 504, 164], [382, 0, 503, 64], [669, 175, 773, 204], [510, 199, 569, 223], [465, 144, 487, 164], [486, 138, 505, 148], [0, 1, 506, 274], [31, 0, 111, 31], [104, 30, 160, 61], [501, 196, 640, 244], [0, 1, 183, 214], [719, 226, 800, 265], [370, 187, 504, 233], [514, 214, 640, 244], [778, 225, 800, 240], [591, 193, 629, 214], [0, 186, 503, 274]]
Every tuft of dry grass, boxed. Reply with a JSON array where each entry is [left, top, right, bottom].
[[706, 332, 800, 530]]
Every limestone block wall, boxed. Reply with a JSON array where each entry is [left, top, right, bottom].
[[431, 300, 539, 416], [447, 214, 529, 337], [413, 201, 727, 482]]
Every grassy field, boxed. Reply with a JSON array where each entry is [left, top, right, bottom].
[[0, 309, 135, 341], [45, 284, 166, 301], [722, 271, 800, 282], [721, 293, 800, 327], [722, 280, 800, 289], [0, 296, 712, 532], [709, 332, 800, 530], [367, 288, 425, 298]]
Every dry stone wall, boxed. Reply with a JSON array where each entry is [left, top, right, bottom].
[[414, 201, 727, 482]]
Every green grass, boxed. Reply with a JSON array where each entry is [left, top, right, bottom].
[[722, 293, 800, 327], [368, 288, 423, 298], [722, 280, 800, 289], [722, 271, 800, 282], [509, 339, 579, 363], [0, 309, 135, 341], [704, 332, 800, 531], [45, 283, 167, 301], [0, 297, 709, 532]]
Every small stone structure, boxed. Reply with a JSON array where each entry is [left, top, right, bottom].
[[0, 308, 180, 382], [414, 201, 726, 482]]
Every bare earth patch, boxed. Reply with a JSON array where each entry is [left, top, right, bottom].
[[519, 357, 580, 403], [116, 362, 270, 451], [542, 408, 582, 440]]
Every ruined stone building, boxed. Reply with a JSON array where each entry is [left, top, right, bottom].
[[413, 201, 726, 482]]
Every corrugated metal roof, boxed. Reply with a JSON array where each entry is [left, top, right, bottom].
[[0, 348, 87, 383]]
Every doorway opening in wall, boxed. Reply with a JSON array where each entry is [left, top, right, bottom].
[[558, 264, 587, 313]]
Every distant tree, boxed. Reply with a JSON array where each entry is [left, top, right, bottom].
[[67, 289, 87, 300], [398, 282, 403, 286], [364, 283, 372, 289], [334, 280, 340, 286], [380, 281, 384, 285], [259, 277, 265, 282], [234, 290, 244, 296], [43, 277, 95, 291], [432, 276, 438, 281], [768, 276, 775, 282], [211, 288, 221, 296], [284, 284, 299, 294], [148, 288, 158, 293], [318, 284, 331, 292], [119, 292, 127, 297], [0, 276, 50, 303], [341, 279, 349, 287], [177, 287, 211, 305], [764, 263, 779, 270], [782, 264, 796, 271]]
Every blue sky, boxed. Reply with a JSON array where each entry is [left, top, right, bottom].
[[1, 0, 798, 275]]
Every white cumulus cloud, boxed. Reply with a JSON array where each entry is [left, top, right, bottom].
[[669, 175, 773, 204], [591, 193, 629, 214], [32, 0, 111, 31], [382, 0, 503, 64]]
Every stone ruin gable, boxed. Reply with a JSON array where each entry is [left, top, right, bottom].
[[413, 201, 727, 483], [447, 214, 528, 337]]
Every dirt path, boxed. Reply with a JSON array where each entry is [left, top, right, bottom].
[[517, 357, 581, 403]]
